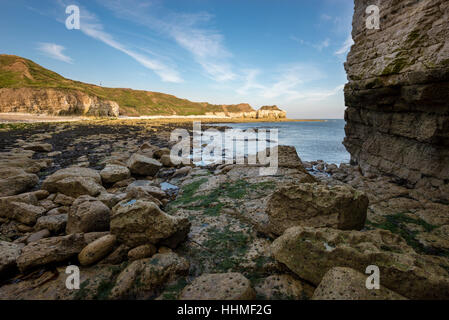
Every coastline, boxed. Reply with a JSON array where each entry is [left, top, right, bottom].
[[0, 112, 326, 125]]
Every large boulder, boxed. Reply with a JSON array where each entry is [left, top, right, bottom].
[[127, 154, 162, 176], [66, 195, 111, 234], [312, 267, 406, 300], [100, 164, 130, 185], [271, 226, 449, 300], [16, 233, 87, 272], [42, 167, 104, 198], [267, 183, 368, 235], [0, 193, 46, 225], [0, 167, 39, 197], [254, 274, 314, 300], [258, 145, 309, 171], [110, 252, 189, 299], [35, 214, 67, 234], [0, 241, 22, 277], [78, 234, 116, 266], [110, 199, 190, 248], [179, 273, 256, 300]]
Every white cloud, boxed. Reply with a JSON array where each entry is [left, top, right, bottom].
[[334, 35, 354, 56], [37, 42, 73, 63]]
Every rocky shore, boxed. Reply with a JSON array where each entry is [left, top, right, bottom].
[[0, 120, 448, 300]]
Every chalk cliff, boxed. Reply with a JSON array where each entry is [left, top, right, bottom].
[[344, 0, 449, 200]]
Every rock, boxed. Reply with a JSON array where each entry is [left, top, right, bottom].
[[267, 183, 368, 235], [179, 273, 256, 300], [47, 206, 69, 216], [110, 199, 190, 248], [255, 274, 313, 300], [271, 226, 449, 300], [48, 151, 62, 157], [0, 193, 46, 225], [34, 190, 50, 200], [127, 153, 162, 176], [35, 214, 67, 234], [110, 252, 189, 299], [99, 244, 129, 265], [54, 193, 75, 206], [23, 142, 53, 152], [42, 167, 104, 198], [258, 145, 309, 171], [100, 164, 131, 185], [0, 241, 22, 276], [153, 148, 170, 160], [16, 233, 86, 272], [173, 166, 191, 178], [66, 195, 111, 234], [312, 267, 406, 300], [126, 181, 166, 199], [127, 244, 157, 261], [97, 192, 126, 209], [26, 229, 51, 244], [78, 235, 116, 266], [0, 167, 39, 197], [160, 154, 175, 167]]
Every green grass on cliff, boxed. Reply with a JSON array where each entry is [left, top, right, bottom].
[[0, 54, 248, 116]]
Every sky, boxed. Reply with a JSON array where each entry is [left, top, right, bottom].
[[0, 0, 355, 119]]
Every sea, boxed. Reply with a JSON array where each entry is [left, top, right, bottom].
[[210, 119, 350, 165]]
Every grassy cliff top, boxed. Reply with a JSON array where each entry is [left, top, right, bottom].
[[0, 54, 256, 116]]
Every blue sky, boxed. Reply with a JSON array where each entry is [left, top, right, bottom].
[[0, 0, 354, 119]]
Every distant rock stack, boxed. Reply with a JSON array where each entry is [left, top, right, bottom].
[[256, 106, 287, 119], [344, 0, 449, 200]]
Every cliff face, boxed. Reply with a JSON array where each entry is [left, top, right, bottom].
[[344, 0, 449, 198], [0, 55, 288, 119], [0, 88, 120, 117]]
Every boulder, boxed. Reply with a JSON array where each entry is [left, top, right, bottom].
[[267, 183, 368, 235], [258, 145, 308, 171], [66, 195, 111, 234], [160, 154, 175, 167], [35, 214, 67, 234], [16, 233, 87, 272], [23, 142, 53, 153], [110, 199, 190, 248], [54, 193, 75, 206], [128, 244, 157, 261], [78, 235, 116, 266], [179, 273, 256, 300], [26, 229, 51, 244], [153, 147, 170, 160], [0, 193, 46, 225], [0, 167, 39, 197], [110, 252, 189, 299], [99, 244, 129, 265], [255, 274, 313, 300], [126, 180, 166, 200], [312, 267, 406, 300], [271, 226, 449, 300], [100, 164, 131, 185], [127, 154, 162, 176], [0, 241, 22, 276], [42, 167, 104, 198]]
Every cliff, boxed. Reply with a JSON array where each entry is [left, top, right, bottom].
[[0, 55, 287, 119], [344, 0, 449, 199]]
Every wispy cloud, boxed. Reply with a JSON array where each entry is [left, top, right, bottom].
[[334, 35, 354, 55], [290, 36, 330, 52], [237, 69, 265, 95], [98, 0, 236, 82], [37, 42, 73, 63], [56, 1, 182, 83]]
